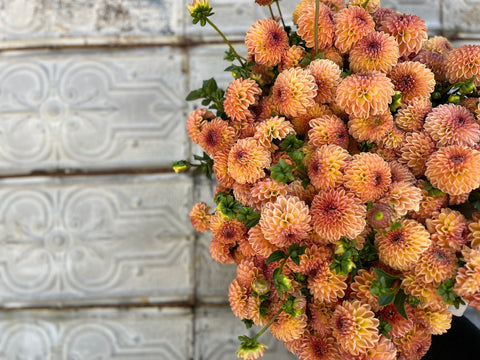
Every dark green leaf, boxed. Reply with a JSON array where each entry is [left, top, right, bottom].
[[185, 89, 203, 101], [270, 159, 294, 184], [374, 268, 400, 289], [241, 319, 254, 329], [394, 289, 408, 320], [266, 250, 287, 264], [378, 293, 395, 306]]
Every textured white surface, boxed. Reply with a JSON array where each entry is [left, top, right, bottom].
[[443, 0, 480, 37]]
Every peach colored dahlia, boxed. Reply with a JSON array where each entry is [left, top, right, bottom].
[[424, 104, 480, 147], [297, 1, 335, 50], [398, 131, 437, 177], [414, 245, 458, 285], [308, 59, 342, 104], [375, 219, 431, 271], [270, 312, 308, 343], [394, 97, 432, 133], [272, 67, 318, 118], [247, 224, 280, 258], [309, 299, 335, 337], [394, 324, 431, 360], [388, 61, 435, 103], [425, 145, 480, 195], [413, 50, 447, 82], [209, 237, 234, 264], [388, 161, 416, 184], [210, 212, 247, 245], [197, 118, 236, 156], [401, 271, 446, 311], [381, 13, 427, 57], [377, 125, 405, 150], [250, 177, 290, 209], [376, 305, 414, 340], [348, 112, 394, 143], [186, 108, 214, 144], [344, 152, 392, 202], [336, 71, 395, 117], [308, 263, 348, 304], [307, 144, 350, 191], [227, 137, 271, 184], [349, 31, 399, 73], [213, 149, 235, 188], [279, 45, 305, 72], [367, 202, 395, 230], [254, 116, 295, 148], [297, 333, 339, 360], [414, 307, 452, 335], [424, 36, 453, 56], [229, 279, 249, 319], [308, 114, 349, 149], [409, 180, 448, 224], [292, 103, 333, 135], [334, 6, 375, 54], [189, 202, 211, 233], [224, 78, 262, 122], [245, 18, 289, 67], [348, 0, 380, 13], [382, 181, 422, 216], [445, 45, 480, 87], [310, 188, 366, 243], [426, 208, 468, 252], [350, 268, 381, 311]]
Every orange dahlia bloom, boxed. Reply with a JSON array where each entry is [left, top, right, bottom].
[[229, 279, 249, 319], [297, 2, 335, 50], [414, 245, 458, 285], [349, 31, 399, 73], [414, 307, 452, 335], [250, 177, 290, 209], [236, 259, 261, 289], [270, 312, 308, 342], [389, 61, 435, 103], [426, 208, 468, 252], [449, 192, 470, 206], [272, 67, 318, 118], [279, 45, 306, 72], [351, 268, 381, 311], [402, 271, 446, 311], [424, 104, 480, 147], [254, 116, 295, 148], [409, 180, 448, 224], [307, 144, 350, 191], [289, 179, 317, 205], [308, 115, 349, 150], [298, 333, 340, 360], [308, 263, 348, 303], [372, 8, 398, 31], [309, 299, 335, 337], [468, 219, 480, 249], [289, 243, 331, 275], [348, 0, 380, 13], [224, 78, 262, 122], [189, 202, 211, 233], [227, 138, 271, 184], [394, 97, 432, 133], [213, 149, 235, 188], [310, 187, 366, 243], [292, 103, 333, 135], [454, 248, 480, 300], [377, 305, 414, 340], [332, 301, 380, 356], [245, 18, 288, 66], [413, 50, 447, 82], [334, 6, 375, 53], [309, 59, 342, 103], [344, 152, 392, 202], [425, 145, 480, 195], [382, 181, 422, 216], [445, 45, 480, 87], [377, 125, 405, 150], [321, 0, 346, 12], [389, 161, 415, 184], [248, 224, 280, 258], [381, 13, 427, 57], [348, 112, 394, 143], [259, 195, 312, 248], [197, 118, 236, 156], [186, 108, 214, 144], [210, 212, 247, 245], [398, 131, 437, 177], [293, 0, 311, 25], [375, 219, 431, 271], [209, 236, 234, 264], [336, 71, 395, 117], [424, 36, 453, 56], [233, 182, 257, 208], [393, 324, 431, 360], [370, 146, 397, 162]]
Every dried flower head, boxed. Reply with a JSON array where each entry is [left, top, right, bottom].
[[245, 18, 289, 66]]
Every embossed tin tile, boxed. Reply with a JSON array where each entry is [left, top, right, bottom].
[[0, 174, 194, 307], [442, 0, 480, 37], [0, 0, 183, 47], [195, 306, 297, 360], [0, 47, 189, 174], [0, 307, 192, 359]]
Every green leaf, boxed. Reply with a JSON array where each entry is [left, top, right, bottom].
[[390, 222, 402, 231], [394, 289, 408, 320], [241, 319, 254, 329], [270, 159, 294, 184], [266, 250, 287, 264], [378, 293, 395, 306], [237, 207, 261, 228], [279, 135, 304, 153], [185, 89, 203, 101], [288, 244, 306, 258], [374, 268, 400, 289]]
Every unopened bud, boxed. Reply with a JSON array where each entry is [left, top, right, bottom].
[[252, 278, 270, 296]]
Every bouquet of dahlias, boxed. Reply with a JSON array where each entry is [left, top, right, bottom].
[[176, 0, 480, 359]]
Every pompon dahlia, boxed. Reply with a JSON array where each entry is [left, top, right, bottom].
[[209, 237, 234, 264], [426, 208, 468, 252], [409, 179, 448, 224], [348, 112, 394, 143], [229, 279, 249, 319], [213, 149, 235, 188], [259, 195, 311, 248], [279, 45, 305, 72], [389, 61, 435, 103], [372, 8, 398, 30], [336, 71, 395, 117], [309, 299, 335, 337], [334, 6, 375, 54], [254, 116, 295, 148], [210, 212, 247, 245], [355, 335, 397, 360], [377, 125, 405, 150], [324, 46, 344, 68], [308, 59, 342, 104], [233, 182, 257, 208], [445, 45, 480, 87], [297, 2, 335, 50], [237, 259, 260, 288], [245, 18, 288, 67], [414, 307, 452, 335], [375, 219, 431, 271], [393, 324, 431, 360], [270, 312, 308, 343], [308, 115, 349, 149], [307, 144, 350, 191], [350, 268, 381, 311], [370, 146, 397, 162], [292, 0, 311, 25], [381, 13, 427, 57], [311, 187, 366, 242], [382, 181, 422, 216], [289, 179, 317, 205], [389, 161, 416, 184], [449, 192, 470, 206], [250, 177, 290, 209], [297, 333, 339, 360], [344, 152, 392, 202], [272, 67, 318, 118], [415, 245, 458, 285], [377, 305, 414, 340], [292, 103, 333, 135], [401, 271, 446, 311], [248, 224, 280, 258], [424, 104, 480, 147], [308, 263, 348, 303], [224, 78, 262, 122], [289, 243, 331, 275], [197, 118, 236, 156], [186, 108, 214, 144], [394, 97, 432, 133], [413, 50, 447, 82], [398, 131, 437, 177], [367, 202, 395, 230], [468, 218, 480, 249], [425, 145, 480, 195], [189, 202, 211, 233], [348, 0, 380, 13], [332, 301, 380, 356], [349, 31, 399, 73], [424, 36, 453, 56], [227, 137, 271, 184], [454, 248, 480, 301]]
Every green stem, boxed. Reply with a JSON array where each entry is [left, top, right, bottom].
[[363, 0, 371, 8], [314, 0, 319, 55], [278, 257, 288, 275], [268, 4, 275, 19], [275, 0, 286, 29], [252, 307, 283, 342], [205, 18, 245, 66]]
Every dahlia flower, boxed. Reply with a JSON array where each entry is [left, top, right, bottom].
[[398, 131, 437, 177], [189, 202, 211, 233], [308, 114, 349, 149], [308, 59, 342, 103], [245, 18, 289, 66], [381, 13, 427, 57], [424, 36, 453, 56], [445, 45, 480, 87], [198, 118, 236, 156], [388, 61, 435, 103], [307, 144, 350, 191], [227, 137, 271, 184], [224, 78, 262, 122], [308, 263, 348, 303], [348, 112, 393, 143], [297, 1, 335, 50], [334, 6, 375, 53], [349, 31, 399, 73]]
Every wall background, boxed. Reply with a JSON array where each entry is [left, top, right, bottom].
[[0, 0, 477, 359]]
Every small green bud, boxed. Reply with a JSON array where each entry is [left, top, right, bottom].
[[448, 94, 462, 104], [172, 160, 191, 173], [252, 278, 270, 296]]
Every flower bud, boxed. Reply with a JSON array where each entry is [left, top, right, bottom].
[[252, 278, 270, 296], [172, 160, 190, 173]]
